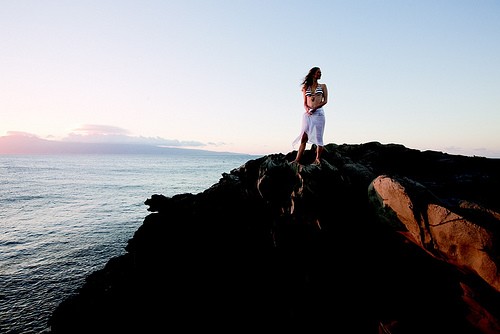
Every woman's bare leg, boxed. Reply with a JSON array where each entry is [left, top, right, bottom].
[[313, 145, 324, 165], [293, 133, 308, 163]]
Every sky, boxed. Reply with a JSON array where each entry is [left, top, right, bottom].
[[1, 0, 499, 157]]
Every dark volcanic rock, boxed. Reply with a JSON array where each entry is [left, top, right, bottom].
[[47, 142, 500, 334]]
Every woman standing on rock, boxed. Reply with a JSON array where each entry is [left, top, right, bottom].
[[292, 66, 328, 165]]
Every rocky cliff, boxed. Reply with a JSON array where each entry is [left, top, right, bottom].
[[47, 142, 500, 334]]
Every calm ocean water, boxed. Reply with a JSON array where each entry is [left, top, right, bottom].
[[0, 153, 256, 334]]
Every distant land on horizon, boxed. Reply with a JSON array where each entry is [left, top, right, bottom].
[[0, 134, 255, 156], [2, 133, 498, 159]]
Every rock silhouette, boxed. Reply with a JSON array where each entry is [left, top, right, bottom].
[[47, 142, 500, 334]]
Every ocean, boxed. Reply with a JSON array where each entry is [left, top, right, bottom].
[[0, 153, 257, 334]]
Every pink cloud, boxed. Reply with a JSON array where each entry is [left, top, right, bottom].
[[69, 124, 131, 136]]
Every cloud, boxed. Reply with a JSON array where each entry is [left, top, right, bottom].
[[0, 125, 224, 154], [70, 124, 131, 136], [442, 145, 500, 159], [62, 124, 206, 147], [6, 131, 39, 137], [1, 125, 232, 152]]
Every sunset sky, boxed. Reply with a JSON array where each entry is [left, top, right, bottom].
[[1, 1, 499, 157]]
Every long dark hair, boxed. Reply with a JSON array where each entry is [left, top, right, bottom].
[[301, 67, 320, 89]]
